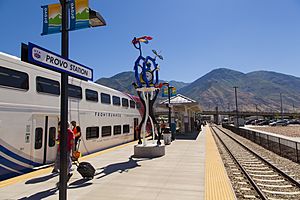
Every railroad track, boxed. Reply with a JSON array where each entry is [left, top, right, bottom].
[[211, 125, 300, 200]]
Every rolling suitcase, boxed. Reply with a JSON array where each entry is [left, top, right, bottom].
[[76, 161, 95, 179]]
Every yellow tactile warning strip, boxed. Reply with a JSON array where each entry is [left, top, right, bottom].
[[205, 127, 236, 200], [0, 140, 137, 188]]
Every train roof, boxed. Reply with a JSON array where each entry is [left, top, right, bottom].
[[0, 52, 134, 99], [0, 52, 21, 60]]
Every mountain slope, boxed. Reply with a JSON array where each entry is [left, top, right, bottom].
[[95, 71, 189, 95], [95, 68, 300, 112], [95, 71, 137, 95], [179, 68, 300, 112]]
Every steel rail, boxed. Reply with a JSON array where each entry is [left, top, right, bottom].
[[211, 126, 267, 199], [215, 125, 300, 188]]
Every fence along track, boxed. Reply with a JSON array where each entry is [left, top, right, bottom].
[[211, 126, 300, 200]]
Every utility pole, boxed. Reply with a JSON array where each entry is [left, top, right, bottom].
[[293, 102, 295, 113], [234, 86, 239, 127], [280, 93, 283, 120], [255, 104, 258, 120]]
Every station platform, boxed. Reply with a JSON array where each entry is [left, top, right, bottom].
[[0, 126, 236, 200]]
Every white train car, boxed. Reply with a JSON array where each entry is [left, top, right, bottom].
[[0, 52, 141, 180]]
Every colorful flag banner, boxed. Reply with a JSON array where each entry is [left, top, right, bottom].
[[70, 0, 90, 31], [41, 3, 62, 35], [162, 87, 168, 97], [171, 87, 177, 96], [162, 87, 177, 97]]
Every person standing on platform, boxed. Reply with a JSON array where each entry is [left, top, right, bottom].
[[52, 121, 74, 181], [160, 120, 166, 134], [71, 121, 81, 151]]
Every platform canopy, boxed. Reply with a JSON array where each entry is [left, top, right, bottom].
[[158, 94, 201, 113], [156, 94, 202, 133]]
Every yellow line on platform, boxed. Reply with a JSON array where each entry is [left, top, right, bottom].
[[0, 140, 137, 188], [0, 167, 52, 188], [205, 127, 236, 200]]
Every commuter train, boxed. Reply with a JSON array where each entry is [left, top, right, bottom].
[[0, 52, 142, 181]]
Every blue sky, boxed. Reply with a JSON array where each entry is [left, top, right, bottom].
[[1, 0, 300, 83]]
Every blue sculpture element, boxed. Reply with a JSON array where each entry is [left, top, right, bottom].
[[132, 36, 162, 88]]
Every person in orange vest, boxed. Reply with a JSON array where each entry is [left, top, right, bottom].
[[71, 121, 81, 151]]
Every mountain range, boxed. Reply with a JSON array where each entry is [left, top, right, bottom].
[[95, 68, 300, 112], [95, 71, 189, 96]]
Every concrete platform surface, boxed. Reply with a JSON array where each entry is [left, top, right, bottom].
[[0, 129, 205, 200]]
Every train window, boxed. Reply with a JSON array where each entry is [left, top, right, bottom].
[[122, 98, 129, 107], [112, 96, 121, 106], [68, 84, 82, 99], [136, 102, 141, 109], [130, 100, 135, 108], [86, 127, 99, 140], [86, 89, 98, 102], [102, 126, 112, 137], [123, 125, 130, 134], [113, 125, 121, 135], [48, 127, 56, 147], [0, 66, 29, 90], [101, 93, 111, 104], [35, 128, 43, 149], [36, 76, 60, 95]]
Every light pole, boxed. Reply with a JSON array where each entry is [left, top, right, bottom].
[[280, 93, 283, 120], [59, 1, 69, 199], [163, 82, 174, 140], [234, 86, 239, 127], [58, 1, 106, 199]]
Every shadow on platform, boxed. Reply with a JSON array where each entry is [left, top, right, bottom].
[[18, 187, 58, 200], [175, 131, 200, 140], [68, 178, 93, 189], [25, 173, 58, 184], [95, 156, 150, 179]]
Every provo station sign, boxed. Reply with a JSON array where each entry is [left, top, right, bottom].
[[26, 42, 93, 81]]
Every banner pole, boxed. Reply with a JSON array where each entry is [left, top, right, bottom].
[[59, 0, 69, 199]]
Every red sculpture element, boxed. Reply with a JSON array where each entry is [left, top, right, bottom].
[[132, 36, 153, 44], [155, 82, 163, 88]]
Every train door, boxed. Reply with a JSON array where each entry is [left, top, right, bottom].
[[46, 116, 59, 163], [134, 118, 139, 140], [32, 115, 58, 165]]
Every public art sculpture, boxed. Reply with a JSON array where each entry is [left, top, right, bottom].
[[132, 36, 163, 146]]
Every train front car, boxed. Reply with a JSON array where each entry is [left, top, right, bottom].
[[0, 52, 141, 180]]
